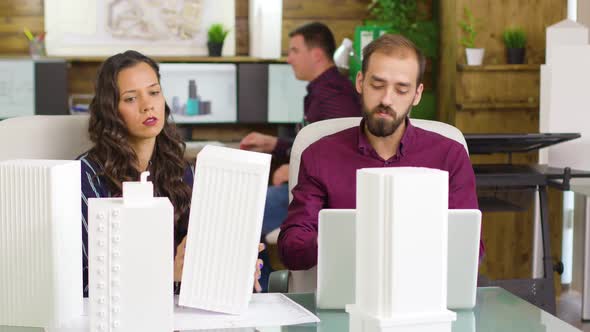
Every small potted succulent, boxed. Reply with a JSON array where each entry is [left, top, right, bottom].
[[207, 23, 229, 57], [503, 27, 527, 64], [459, 7, 484, 66]]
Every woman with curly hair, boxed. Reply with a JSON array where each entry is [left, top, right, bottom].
[[79, 50, 263, 297]]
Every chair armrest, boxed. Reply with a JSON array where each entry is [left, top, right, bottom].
[[268, 270, 290, 293]]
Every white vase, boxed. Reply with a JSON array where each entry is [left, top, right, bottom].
[[465, 48, 485, 65]]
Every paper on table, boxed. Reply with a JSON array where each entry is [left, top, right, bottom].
[[39, 293, 318, 331], [174, 293, 320, 330]]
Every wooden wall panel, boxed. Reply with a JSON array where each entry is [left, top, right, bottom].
[[0, 0, 42, 16], [0, 16, 43, 33], [455, 0, 566, 65], [442, 0, 568, 292], [438, 0, 457, 123], [284, 0, 369, 19], [457, 71, 539, 105], [282, 18, 363, 55], [0, 0, 43, 54], [455, 109, 538, 134], [68, 62, 100, 96], [235, 0, 248, 55]]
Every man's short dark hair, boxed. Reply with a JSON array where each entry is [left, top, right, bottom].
[[361, 34, 426, 85], [289, 22, 336, 60]]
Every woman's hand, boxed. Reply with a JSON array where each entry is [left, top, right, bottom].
[[174, 236, 187, 282], [254, 243, 265, 293]]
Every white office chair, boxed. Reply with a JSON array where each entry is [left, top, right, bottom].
[[267, 117, 470, 292], [0, 115, 92, 161]]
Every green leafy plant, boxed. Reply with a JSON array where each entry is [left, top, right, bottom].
[[458, 7, 477, 48], [207, 23, 229, 44], [503, 27, 526, 49], [366, 0, 438, 58]]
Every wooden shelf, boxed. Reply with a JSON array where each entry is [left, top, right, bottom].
[[457, 101, 539, 111], [54, 55, 288, 63], [457, 64, 541, 72]]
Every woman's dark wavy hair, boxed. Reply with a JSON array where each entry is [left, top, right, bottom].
[[87, 50, 191, 236]]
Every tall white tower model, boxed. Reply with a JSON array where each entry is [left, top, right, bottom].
[[0, 160, 83, 328], [88, 171, 174, 332], [180, 145, 271, 314], [540, 19, 590, 170], [347, 167, 456, 332], [249, 0, 283, 58]]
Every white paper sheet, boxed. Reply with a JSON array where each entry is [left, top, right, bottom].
[[174, 293, 319, 330], [46, 293, 319, 331]]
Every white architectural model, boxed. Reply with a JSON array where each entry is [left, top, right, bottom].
[[180, 145, 271, 314], [249, 0, 283, 58], [88, 172, 173, 332], [347, 167, 456, 332], [540, 19, 590, 171], [0, 160, 82, 328]]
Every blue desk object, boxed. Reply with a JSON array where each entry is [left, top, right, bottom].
[[0, 288, 580, 331]]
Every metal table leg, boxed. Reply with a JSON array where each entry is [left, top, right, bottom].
[[539, 185, 557, 314], [583, 196, 590, 320], [484, 185, 557, 314]]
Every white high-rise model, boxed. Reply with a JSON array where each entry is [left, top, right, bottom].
[[347, 167, 456, 332], [180, 145, 271, 314], [249, 0, 283, 59], [88, 171, 174, 332], [540, 19, 590, 171], [0, 160, 83, 328]]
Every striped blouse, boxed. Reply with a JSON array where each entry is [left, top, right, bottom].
[[78, 153, 194, 297]]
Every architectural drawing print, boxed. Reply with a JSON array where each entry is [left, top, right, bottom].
[[107, 0, 202, 40]]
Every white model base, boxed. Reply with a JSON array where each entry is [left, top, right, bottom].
[[347, 305, 456, 332]]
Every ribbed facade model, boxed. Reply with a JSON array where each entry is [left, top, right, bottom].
[[180, 145, 271, 314], [0, 160, 82, 328]]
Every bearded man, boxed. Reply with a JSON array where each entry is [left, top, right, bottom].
[[278, 34, 482, 270]]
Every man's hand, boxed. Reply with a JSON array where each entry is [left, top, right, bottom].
[[174, 236, 187, 282], [272, 164, 289, 186], [254, 243, 265, 293], [240, 132, 278, 153]]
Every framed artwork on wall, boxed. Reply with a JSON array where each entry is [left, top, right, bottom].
[[44, 0, 235, 56]]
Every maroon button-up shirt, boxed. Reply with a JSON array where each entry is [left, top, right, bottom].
[[272, 66, 361, 162], [278, 119, 482, 270]]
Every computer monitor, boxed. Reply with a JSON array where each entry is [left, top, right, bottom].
[[316, 209, 481, 310]]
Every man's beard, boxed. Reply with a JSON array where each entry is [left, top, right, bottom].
[[362, 103, 411, 137]]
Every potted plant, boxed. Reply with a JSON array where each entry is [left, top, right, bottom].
[[207, 23, 229, 57], [459, 7, 484, 66], [503, 27, 526, 64]]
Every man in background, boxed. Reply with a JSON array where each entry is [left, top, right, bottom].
[[240, 22, 361, 290], [241, 22, 361, 237]]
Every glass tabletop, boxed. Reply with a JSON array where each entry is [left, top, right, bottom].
[[282, 287, 581, 332], [0, 288, 581, 331]]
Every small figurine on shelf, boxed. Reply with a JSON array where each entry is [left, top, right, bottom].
[[207, 23, 229, 57]]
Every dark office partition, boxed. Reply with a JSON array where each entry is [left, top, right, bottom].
[[237, 63, 268, 123], [35, 60, 69, 115]]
